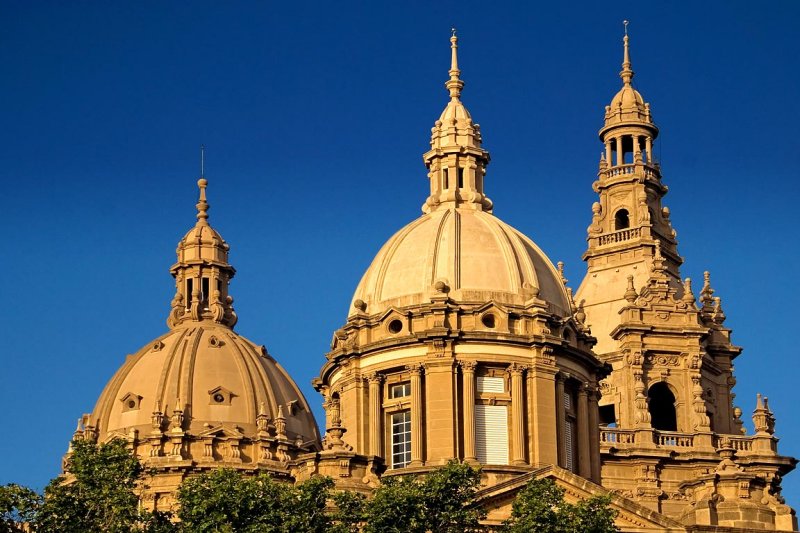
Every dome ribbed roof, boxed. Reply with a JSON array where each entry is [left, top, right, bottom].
[[349, 206, 571, 318], [90, 323, 320, 446]]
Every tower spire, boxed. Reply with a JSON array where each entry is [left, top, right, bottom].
[[196, 146, 210, 226], [620, 20, 634, 86], [446, 28, 464, 100]]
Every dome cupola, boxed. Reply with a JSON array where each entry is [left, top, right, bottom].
[[600, 21, 658, 140], [71, 171, 321, 510], [349, 31, 571, 320]]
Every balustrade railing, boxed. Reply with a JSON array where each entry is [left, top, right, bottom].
[[656, 431, 694, 447], [599, 428, 635, 445], [599, 163, 661, 181], [713, 435, 755, 452], [597, 227, 641, 246], [599, 425, 758, 454]]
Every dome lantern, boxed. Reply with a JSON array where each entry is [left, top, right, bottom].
[[168, 169, 237, 329], [422, 31, 493, 214]]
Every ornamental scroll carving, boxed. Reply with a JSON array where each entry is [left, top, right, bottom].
[[644, 354, 680, 367]]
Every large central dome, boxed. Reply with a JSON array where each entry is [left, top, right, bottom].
[[348, 32, 569, 320], [350, 207, 570, 318]]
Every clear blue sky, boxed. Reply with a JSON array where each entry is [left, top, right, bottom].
[[2, 0, 799, 504]]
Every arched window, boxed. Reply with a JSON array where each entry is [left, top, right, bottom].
[[648, 382, 677, 431], [614, 209, 630, 230]]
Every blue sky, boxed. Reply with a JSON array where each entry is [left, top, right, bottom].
[[2, 0, 799, 504]]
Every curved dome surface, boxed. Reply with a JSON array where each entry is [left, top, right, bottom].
[[90, 322, 320, 445], [350, 207, 570, 318]]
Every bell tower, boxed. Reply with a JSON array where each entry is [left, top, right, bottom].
[[575, 26, 796, 528], [577, 23, 681, 355]]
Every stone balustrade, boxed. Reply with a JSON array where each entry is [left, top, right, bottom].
[[597, 227, 642, 246], [600, 426, 759, 454], [599, 163, 661, 181]]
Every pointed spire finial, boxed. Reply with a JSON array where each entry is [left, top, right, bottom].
[[446, 29, 464, 100], [620, 20, 634, 86], [624, 275, 638, 304], [682, 277, 697, 306], [196, 169, 210, 226], [557, 261, 568, 285]]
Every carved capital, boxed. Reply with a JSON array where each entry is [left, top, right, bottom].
[[365, 372, 384, 385], [508, 363, 527, 376], [405, 363, 425, 376], [458, 360, 478, 372]]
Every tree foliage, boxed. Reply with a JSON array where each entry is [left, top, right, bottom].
[[37, 439, 148, 533], [502, 477, 619, 533], [332, 460, 485, 533], [0, 483, 41, 533], [176, 469, 332, 533], [2, 439, 622, 533]]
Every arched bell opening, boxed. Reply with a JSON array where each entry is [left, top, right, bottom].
[[614, 209, 630, 230], [648, 382, 677, 431]]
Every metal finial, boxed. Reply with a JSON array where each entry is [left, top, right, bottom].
[[446, 28, 463, 99], [451, 27, 457, 37], [200, 144, 205, 178], [623, 20, 629, 35]]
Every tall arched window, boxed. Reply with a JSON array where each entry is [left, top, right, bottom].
[[648, 382, 677, 431], [615, 209, 630, 230]]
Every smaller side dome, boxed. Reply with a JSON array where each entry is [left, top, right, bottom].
[[87, 324, 320, 448], [70, 174, 322, 511]]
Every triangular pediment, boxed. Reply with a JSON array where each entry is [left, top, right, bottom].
[[197, 424, 245, 439], [473, 300, 508, 315], [474, 465, 686, 532], [378, 306, 408, 323]]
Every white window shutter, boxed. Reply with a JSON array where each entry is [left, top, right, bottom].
[[476, 376, 505, 394], [475, 404, 509, 465]]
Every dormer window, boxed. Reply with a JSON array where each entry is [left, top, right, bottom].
[[120, 392, 142, 413], [208, 386, 234, 406]]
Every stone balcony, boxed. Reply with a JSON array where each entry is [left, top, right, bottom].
[[599, 427, 776, 455]]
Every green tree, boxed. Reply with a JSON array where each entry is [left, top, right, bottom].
[[0, 483, 41, 533], [37, 439, 149, 533], [418, 460, 485, 533], [330, 491, 368, 533], [176, 468, 332, 533], [502, 477, 618, 533], [356, 460, 485, 533]]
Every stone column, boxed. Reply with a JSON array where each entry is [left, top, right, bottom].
[[367, 373, 384, 457], [460, 361, 477, 463], [510, 364, 527, 465], [555, 373, 566, 468], [605, 140, 613, 168], [577, 384, 591, 478], [616, 136, 624, 166], [408, 364, 424, 467], [645, 136, 653, 164], [587, 386, 601, 482]]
